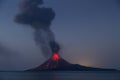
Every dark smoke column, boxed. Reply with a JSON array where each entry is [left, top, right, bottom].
[[15, 0, 60, 58]]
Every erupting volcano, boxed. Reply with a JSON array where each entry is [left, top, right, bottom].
[[15, 0, 117, 71], [27, 52, 71, 71], [27, 52, 117, 71], [27, 45, 117, 71], [27, 53, 117, 71], [27, 43, 73, 71], [27, 41, 117, 71]]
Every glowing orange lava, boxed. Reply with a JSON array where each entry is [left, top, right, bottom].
[[52, 53, 60, 61]]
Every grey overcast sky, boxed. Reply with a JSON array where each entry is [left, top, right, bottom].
[[0, 0, 120, 71]]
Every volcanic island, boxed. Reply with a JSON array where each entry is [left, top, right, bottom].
[[27, 52, 118, 71]]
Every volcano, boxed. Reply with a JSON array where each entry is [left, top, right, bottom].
[[27, 53, 71, 71], [27, 53, 117, 71]]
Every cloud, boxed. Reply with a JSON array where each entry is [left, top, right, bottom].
[[15, 0, 55, 26]]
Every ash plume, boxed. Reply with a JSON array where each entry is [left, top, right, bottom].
[[15, 0, 60, 58]]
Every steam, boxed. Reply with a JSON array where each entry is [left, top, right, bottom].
[[15, 0, 60, 58]]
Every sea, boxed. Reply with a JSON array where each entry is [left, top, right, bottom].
[[0, 71, 120, 80]]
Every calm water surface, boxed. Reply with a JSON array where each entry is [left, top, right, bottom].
[[0, 71, 120, 80]]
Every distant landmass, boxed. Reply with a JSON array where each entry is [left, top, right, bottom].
[[27, 53, 118, 71]]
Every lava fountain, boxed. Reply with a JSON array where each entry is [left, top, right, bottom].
[[52, 53, 60, 61]]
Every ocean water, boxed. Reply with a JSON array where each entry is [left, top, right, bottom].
[[0, 71, 120, 80]]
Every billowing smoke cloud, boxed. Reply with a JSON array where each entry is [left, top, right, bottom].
[[15, 0, 60, 58], [15, 0, 55, 26]]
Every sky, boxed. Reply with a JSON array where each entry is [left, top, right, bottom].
[[0, 0, 120, 71]]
